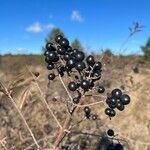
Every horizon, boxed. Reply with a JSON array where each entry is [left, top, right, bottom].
[[0, 0, 150, 55]]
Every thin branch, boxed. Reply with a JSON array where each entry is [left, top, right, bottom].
[[4, 88, 40, 149], [26, 66, 62, 129]]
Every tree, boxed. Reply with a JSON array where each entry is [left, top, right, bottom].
[[141, 37, 150, 61], [42, 28, 65, 52], [71, 38, 83, 50]]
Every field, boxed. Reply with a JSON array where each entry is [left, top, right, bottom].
[[0, 55, 150, 150]]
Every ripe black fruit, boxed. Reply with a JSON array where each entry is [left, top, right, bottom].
[[47, 51, 58, 62], [66, 58, 76, 69], [55, 35, 63, 44], [86, 55, 95, 66], [84, 106, 91, 115], [63, 53, 70, 61], [60, 38, 69, 48], [92, 70, 101, 77], [115, 143, 124, 150], [92, 114, 97, 120], [67, 46, 72, 52], [105, 108, 111, 115], [68, 82, 77, 91], [46, 43, 55, 51], [109, 109, 116, 117], [97, 86, 105, 93], [48, 73, 55, 80], [107, 129, 114, 137], [108, 97, 117, 109], [80, 80, 90, 90], [57, 46, 66, 55], [47, 63, 54, 70], [105, 108, 116, 117], [44, 50, 49, 56], [75, 62, 86, 71], [111, 88, 122, 98], [116, 101, 125, 111], [121, 94, 130, 105], [72, 48, 78, 53], [94, 61, 102, 70], [74, 51, 85, 61]]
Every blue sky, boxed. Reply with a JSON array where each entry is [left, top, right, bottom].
[[0, 0, 150, 55]]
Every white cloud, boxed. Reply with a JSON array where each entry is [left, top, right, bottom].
[[26, 22, 55, 33], [45, 23, 55, 30], [71, 10, 84, 22], [26, 22, 43, 33]]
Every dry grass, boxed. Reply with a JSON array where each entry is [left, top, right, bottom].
[[0, 55, 150, 150]]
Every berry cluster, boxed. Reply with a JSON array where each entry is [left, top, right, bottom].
[[44, 35, 103, 114], [44, 35, 131, 122], [105, 89, 130, 118]]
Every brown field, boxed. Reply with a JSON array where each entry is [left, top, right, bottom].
[[0, 55, 150, 150]]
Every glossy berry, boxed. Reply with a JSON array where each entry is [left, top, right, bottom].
[[67, 46, 72, 52], [97, 86, 105, 93], [121, 94, 130, 105], [48, 73, 55, 80], [60, 38, 69, 48], [66, 58, 76, 69], [111, 88, 122, 98], [107, 129, 114, 137], [63, 53, 71, 61], [84, 106, 91, 115], [45, 56, 50, 63], [94, 61, 102, 70], [47, 51, 58, 62], [92, 69, 101, 77], [116, 101, 125, 111], [108, 97, 117, 109], [80, 80, 90, 90], [75, 62, 86, 71], [72, 48, 78, 53], [47, 63, 54, 70], [109, 109, 116, 117], [86, 55, 95, 66], [74, 51, 85, 61], [44, 50, 49, 56], [68, 82, 77, 91], [55, 35, 63, 44], [73, 97, 80, 104], [46, 43, 55, 51], [105, 108, 111, 115], [57, 46, 66, 55], [115, 143, 124, 150], [105, 108, 116, 117], [92, 114, 97, 120]]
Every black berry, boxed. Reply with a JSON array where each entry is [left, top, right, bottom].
[[121, 94, 130, 105], [48, 73, 55, 80], [80, 80, 90, 90], [68, 82, 77, 91], [97, 86, 105, 93], [111, 88, 122, 98], [55, 35, 63, 44], [107, 129, 114, 137], [60, 38, 69, 48], [86, 55, 95, 66]]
